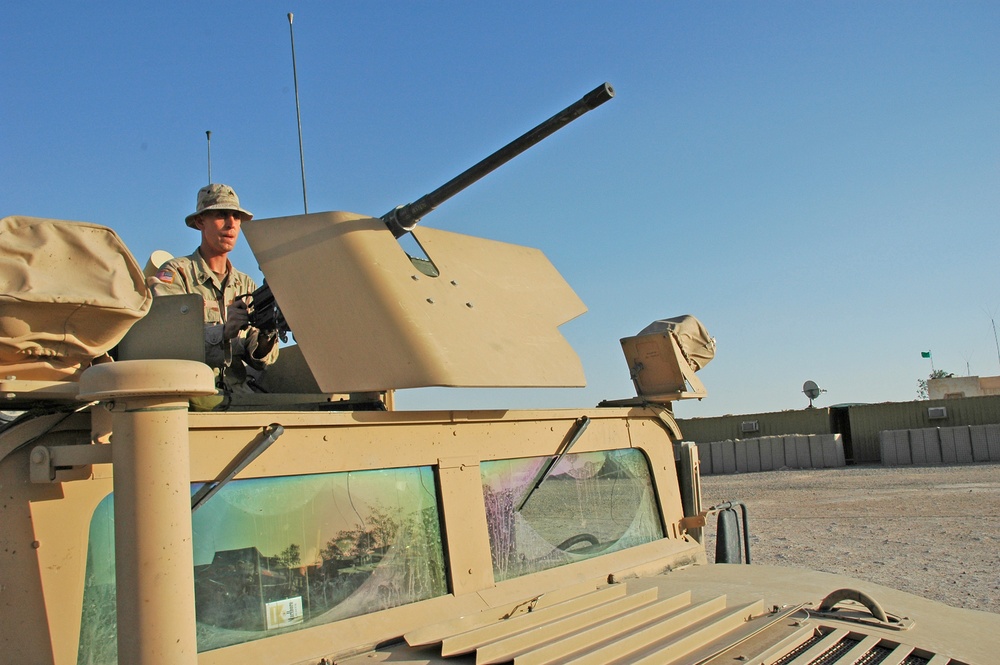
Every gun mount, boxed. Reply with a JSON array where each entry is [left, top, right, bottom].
[[382, 82, 614, 238]]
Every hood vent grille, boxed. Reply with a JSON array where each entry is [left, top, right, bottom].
[[765, 626, 944, 665], [339, 585, 960, 665]]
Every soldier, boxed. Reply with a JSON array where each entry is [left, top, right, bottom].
[[151, 183, 278, 392]]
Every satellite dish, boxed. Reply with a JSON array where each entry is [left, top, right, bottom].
[[802, 380, 826, 408]]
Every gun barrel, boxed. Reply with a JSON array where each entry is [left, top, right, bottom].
[[383, 82, 615, 237]]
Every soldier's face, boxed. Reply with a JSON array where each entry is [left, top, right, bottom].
[[197, 210, 242, 255]]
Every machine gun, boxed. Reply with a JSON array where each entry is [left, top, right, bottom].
[[381, 82, 614, 238], [246, 282, 288, 341], [248, 82, 615, 339]]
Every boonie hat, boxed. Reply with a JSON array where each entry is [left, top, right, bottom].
[[185, 184, 254, 228]]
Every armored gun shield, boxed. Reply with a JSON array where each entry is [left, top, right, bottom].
[[242, 211, 587, 393]]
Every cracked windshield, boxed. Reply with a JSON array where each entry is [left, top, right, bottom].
[[78, 466, 446, 661], [481, 448, 664, 581]]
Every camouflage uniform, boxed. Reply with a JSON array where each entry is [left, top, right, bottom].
[[151, 248, 278, 392]]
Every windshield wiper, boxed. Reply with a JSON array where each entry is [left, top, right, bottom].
[[191, 423, 284, 512], [515, 416, 590, 512]]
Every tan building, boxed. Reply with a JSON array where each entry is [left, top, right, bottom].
[[929, 375, 1000, 399]]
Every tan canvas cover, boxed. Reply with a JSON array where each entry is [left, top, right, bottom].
[[0, 216, 151, 379], [638, 315, 716, 371]]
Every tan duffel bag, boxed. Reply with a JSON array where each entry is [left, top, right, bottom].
[[0, 216, 151, 380]]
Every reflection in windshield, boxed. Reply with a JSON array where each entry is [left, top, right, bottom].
[[78, 466, 447, 661], [482, 448, 664, 581]]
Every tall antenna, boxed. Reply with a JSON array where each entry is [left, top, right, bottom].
[[288, 12, 308, 213], [982, 306, 1000, 371], [992, 316, 1000, 370], [206, 130, 212, 184]]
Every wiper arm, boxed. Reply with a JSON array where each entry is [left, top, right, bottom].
[[191, 423, 285, 512], [516, 416, 590, 512]]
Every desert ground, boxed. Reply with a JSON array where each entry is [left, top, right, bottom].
[[700, 463, 1000, 615]]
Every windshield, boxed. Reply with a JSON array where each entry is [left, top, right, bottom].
[[78, 466, 447, 661], [481, 448, 664, 581]]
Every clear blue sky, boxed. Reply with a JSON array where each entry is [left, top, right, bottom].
[[4, 2, 998, 418]]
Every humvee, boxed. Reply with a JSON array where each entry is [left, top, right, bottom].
[[2, 84, 997, 665]]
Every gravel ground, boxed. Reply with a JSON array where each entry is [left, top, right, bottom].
[[700, 463, 1000, 615]]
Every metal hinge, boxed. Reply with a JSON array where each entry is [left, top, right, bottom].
[[29, 444, 112, 483], [678, 513, 708, 531]]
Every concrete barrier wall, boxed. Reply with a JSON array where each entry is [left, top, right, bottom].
[[880, 425, 1000, 466], [849, 395, 1000, 463], [678, 395, 1000, 464], [696, 434, 845, 475]]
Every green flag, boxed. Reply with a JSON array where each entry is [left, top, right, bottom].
[[921, 351, 931, 358]]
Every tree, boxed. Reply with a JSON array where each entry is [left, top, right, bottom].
[[276, 543, 301, 569], [276, 543, 302, 590], [917, 369, 954, 399]]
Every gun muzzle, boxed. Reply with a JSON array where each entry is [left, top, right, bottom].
[[383, 82, 615, 238]]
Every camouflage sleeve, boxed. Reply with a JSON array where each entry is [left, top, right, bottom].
[[148, 262, 189, 297], [243, 328, 279, 370]]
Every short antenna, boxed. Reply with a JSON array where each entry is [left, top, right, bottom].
[[288, 12, 308, 213], [205, 130, 212, 184]]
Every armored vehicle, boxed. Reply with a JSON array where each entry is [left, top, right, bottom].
[[2, 84, 997, 665]]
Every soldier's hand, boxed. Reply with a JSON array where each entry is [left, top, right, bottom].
[[224, 300, 250, 340], [252, 329, 278, 359]]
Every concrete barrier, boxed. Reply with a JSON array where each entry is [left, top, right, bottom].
[[971, 426, 990, 462], [695, 434, 845, 475], [879, 425, 1000, 466], [797, 435, 812, 468], [987, 424, 1000, 461], [821, 434, 846, 467], [745, 439, 761, 473]]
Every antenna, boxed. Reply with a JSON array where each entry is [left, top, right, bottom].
[[802, 380, 826, 408], [990, 309, 1000, 370], [205, 130, 212, 184], [288, 12, 308, 213]]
